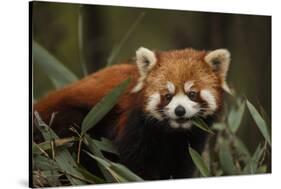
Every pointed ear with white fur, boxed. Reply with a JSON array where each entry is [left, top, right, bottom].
[[204, 49, 231, 93], [136, 47, 157, 77], [131, 47, 157, 93]]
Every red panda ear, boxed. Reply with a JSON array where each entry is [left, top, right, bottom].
[[136, 47, 157, 77], [204, 49, 231, 94], [131, 47, 157, 93]]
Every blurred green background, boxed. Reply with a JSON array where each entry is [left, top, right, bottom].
[[32, 2, 271, 156]]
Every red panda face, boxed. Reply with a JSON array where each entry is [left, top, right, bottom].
[[133, 47, 231, 129]]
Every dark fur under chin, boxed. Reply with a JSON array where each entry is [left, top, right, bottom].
[[115, 109, 215, 180]]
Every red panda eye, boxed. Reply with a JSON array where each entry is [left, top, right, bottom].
[[164, 93, 173, 101], [187, 91, 197, 100]]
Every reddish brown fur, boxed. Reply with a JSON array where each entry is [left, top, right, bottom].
[[33, 48, 224, 142], [33, 64, 141, 142], [144, 49, 223, 113]]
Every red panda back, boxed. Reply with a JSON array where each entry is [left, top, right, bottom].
[[33, 63, 140, 142]]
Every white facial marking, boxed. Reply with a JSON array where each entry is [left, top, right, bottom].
[[170, 120, 192, 129], [170, 121, 180, 129], [200, 89, 217, 116], [166, 81, 175, 94], [165, 94, 199, 119], [145, 92, 163, 120], [184, 81, 194, 93], [181, 121, 192, 129]]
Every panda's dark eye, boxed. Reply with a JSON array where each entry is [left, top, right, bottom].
[[187, 91, 197, 101], [164, 93, 173, 102]]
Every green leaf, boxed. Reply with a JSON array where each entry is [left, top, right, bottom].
[[33, 41, 78, 89], [83, 135, 115, 182], [246, 100, 271, 146], [227, 99, 245, 133], [75, 165, 105, 184], [219, 140, 236, 175], [259, 104, 271, 127], [109, 163, 143, 182], [257, 165, 267, 174], [77, 5, 88, 76], [33, 137, 77, 155], [34, 112, 86, 185], [93, 137, 119, 155], [212, 122, 226, 131], [81, 79, 131, 134], [33, 155, 59, 170], [84, 153, 123, 182], [233, 136, 251, 162], [188, 146, 211, 177], [243, 143, 265, 174], [191, 117, 214, 134], [40, 170, 62, 187], [84, 151, 143, 182], [109, 172, 128, 182]]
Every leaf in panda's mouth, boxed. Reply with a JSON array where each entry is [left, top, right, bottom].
[[191, 117, 215, 134]]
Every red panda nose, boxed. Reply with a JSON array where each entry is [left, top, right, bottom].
[[175, 105, 186, 117]]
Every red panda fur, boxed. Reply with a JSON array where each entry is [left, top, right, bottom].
[[33, 48, 228, 180], [33, 63, 144, 141], [34, 49, 222, 141], [146, 49, 223, 110]]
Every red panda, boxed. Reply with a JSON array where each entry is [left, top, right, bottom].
[[33, 47, 231, 180]]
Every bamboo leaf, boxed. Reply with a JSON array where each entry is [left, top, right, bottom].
[[34, 112, 86, 185], [110, 163, 143, 182], [41, 170, 62, 187], [84, 153, 124, 182], [188, 146, 211, 177], [84, 151, 143, 182], [257, 165, 267, 174], [191, 117, 214, 134], [227, 99, 245, 133], [83, 135, 115, 182], [259, 104, 271, 127], [219, 141, 236, 175], [75, 165, 105, 184], [33, 137, 78, 155], [233, 136, 251, 162], [93, 137, 119, 155], [78, 5, 88, 76], [108, 172, 128, 183], [81, 79, 130, 134], [212, 122, 226, 131], [33, 41, 78, 89], [246, 100, 271, 146], [33, 155, 59, 170], [243, 143, 265, 174]]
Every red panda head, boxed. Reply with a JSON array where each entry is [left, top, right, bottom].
[[132, 47, 231, 129]]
